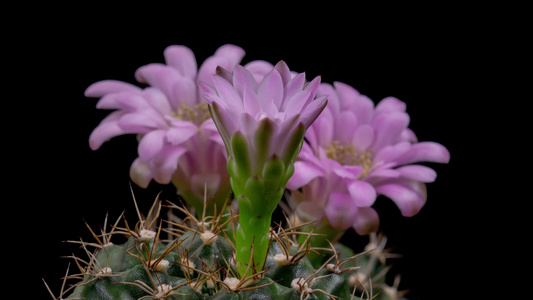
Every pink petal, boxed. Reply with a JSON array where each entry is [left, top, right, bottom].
[[366, 168, 400, 180], [400, 128, 418, 143], [286, 161, 323, 190], [373, 141, 411, 165], [89, 122, 122, 150], [170, 76, 197, 109], [375, 179, 427, 217], [242, 87, 261, 118], [197, 44, 245, 86], [258, 68, 283, 110], [243, 60, 274, 83], [276, 114, 299, 143], [113, 93, 152, 111], [118, 112, 164, 133], [142, 88, 173, 115], [283, 89, 312, 119], [347, 180, 377, 207], [395, 165, 437, 182], [209, 130, 225, 147], [200, 119, 225, 147], [352, 124, 374, 152], [295, 201, 326, 223], [325, 192, 358, 230], [283, 73, 306, 100], [232, 65, 259, 97], [151, 146, 188, 184], [311, 108, 334, 149], [273, 61, 292, 86], [300, 95, 328, 129], [332, 165, 364, 180], [95, 92, 131, 110], [374, 97, 406, 114], [304, 126, 319, 152], [137, 129, 167, 160], [85, 80, 141, 97], [212, 75, 243, 113], [395, 141, 451, 165], [88, 111, 130, 150], [200, 119, 221, 136], [353, 207, 380, 235], [371, 111, 410, 151], [332, 81, 361, 110], [303, 76, 321, 95], [209, 101, 238, 145], [318, 83, 340, 113], [165, 123, 197, 145], [198, 81, 218, 104], [129, 158, 153, 188], [335, 111, 357, 144], [163, 45, 197, 78], [348, 94, 374, 125], [134, 63, 179, 91], [296, 142, 321, 164], [213, 44, 246, 67]]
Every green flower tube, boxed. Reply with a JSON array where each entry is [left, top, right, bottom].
[[227, 132, 296, 275]]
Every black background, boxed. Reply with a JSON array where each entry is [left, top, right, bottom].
[[10, 4, 516, 299]]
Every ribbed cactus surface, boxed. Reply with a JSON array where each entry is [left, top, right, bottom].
[[45, 197, 403, 300]]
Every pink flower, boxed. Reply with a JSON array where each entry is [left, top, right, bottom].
[[201, 61, 328, 196], [85, 44, 271, 213], [286, 82, 450, 235]]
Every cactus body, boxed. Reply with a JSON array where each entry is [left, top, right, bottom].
[[48, 198, 403, 300]]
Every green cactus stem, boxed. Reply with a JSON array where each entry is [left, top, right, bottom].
[[44, 195, 407, 300]]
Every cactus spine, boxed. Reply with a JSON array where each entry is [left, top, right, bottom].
[[44, 194, 406, 299]]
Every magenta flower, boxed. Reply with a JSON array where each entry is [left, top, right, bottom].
[[201, 61, 328, 276], [85, 44, 271, 214], [286, 81, 450, 235]]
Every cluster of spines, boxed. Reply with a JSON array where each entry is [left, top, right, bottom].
[[43, 195, 408, 300]]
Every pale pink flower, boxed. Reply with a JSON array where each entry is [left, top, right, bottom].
[[85, 44, 271, 212], [201, 61, 328, 194], [287, 82, 450, 235]]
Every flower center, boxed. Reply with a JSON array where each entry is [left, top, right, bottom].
[[172, 102, 211, 125], [325, 141, 373, 178]]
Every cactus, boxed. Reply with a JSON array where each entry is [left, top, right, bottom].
[[43, 43, 449, 299], [43, 193, 407, 300]]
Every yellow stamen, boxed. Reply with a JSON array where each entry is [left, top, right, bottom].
[[172, 102, 210, 125], [325, 141, 373, 179]]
